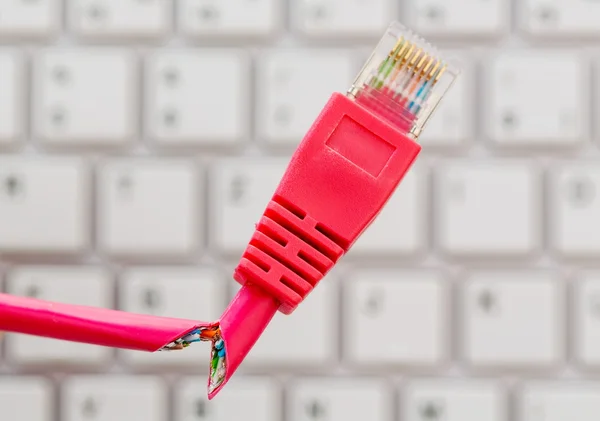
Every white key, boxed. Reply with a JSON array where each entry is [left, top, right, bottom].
[[519, 382, 600, 421], [211, 158, 287, 253], [0, 377, 53, 421], [343, 271, 447, 366], [407, 0, 509, 37], [520, 0, 600, 37], [70, 0, 170, 38], [5, 266, 113, 364], [419, 54, 472, 148], [175, 376, 280, 421], [241, 277, 336, 366], [0, 157, 89, 254], [146, 50, 249, 146], [256, 50, 355, 146], [0, 0, 60, 37], [402, 380, 506, 421], [119, 268, 224, 365], [34, 49, 137, 145], [485, 52, 587, 146], [291, 0, 395, 37], [350, 166, 425, 255], [62, 376, 167, 421], [178, 0, 281, 37], [98, 159, 200, 257], [462, 272, 563, 368], [550, 164, 600, 257], [436, 161, 539, 257], [288, 378, 392, 421], [574, 275, 600, 366], [0, 51, 22, 144]]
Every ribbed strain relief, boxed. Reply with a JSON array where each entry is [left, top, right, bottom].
[[233, 197, 345, 314]]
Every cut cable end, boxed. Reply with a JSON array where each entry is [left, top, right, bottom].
[[159, 284, 280, 400], [159, 322, 228, 398]]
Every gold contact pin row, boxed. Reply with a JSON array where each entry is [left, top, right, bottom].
[[387, 37, 448, 87], [394, 44, 432, 83]]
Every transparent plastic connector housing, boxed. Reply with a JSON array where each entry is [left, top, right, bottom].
[[347, 21, 460, 139]]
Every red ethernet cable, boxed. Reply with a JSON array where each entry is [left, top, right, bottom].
[[0, 21, 459, 399]]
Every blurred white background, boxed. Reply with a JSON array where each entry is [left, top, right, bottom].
[[1, 0, 600, 420]]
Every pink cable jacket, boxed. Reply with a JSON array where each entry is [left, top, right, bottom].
[[0, 283, 278, 399]]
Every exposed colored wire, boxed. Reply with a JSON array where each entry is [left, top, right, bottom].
[[160, 325, 227, 392]]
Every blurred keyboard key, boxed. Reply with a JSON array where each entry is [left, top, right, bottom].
[[62, 376, 167, 421], [0, 377, 53, 421], [419, 54, 472, 148], [407, 0, 509, 38], [287, 378, 392, 421], [0, 0, 60, 38], [550, 164, 600, 257], [146, 49, 249, 146], [243, 276, 337, 366], [175, 377, 280, 421], [5, 266, 113, 365], [402, 380, 506, 421], [256, 50, 354, 146], [436, 160, 539, 257], [520, 0, 600, 37], [574, 275, 600, 367], [343, 271, 447, 367], [350, 167, 425, 255], [462, 272, 563, 368], [98, 159, 200, 258], [210, 158, 287, 253], [485, 52, 587, 146], [0, 157, 89, 254], [178, 0, 282, 37], [119, 268, 224, 365], [519, 382, 600, 421], [0, 50, 22, 144], [34, 49, 137, 146], [69, 0, 170, 38], [291, 0, 394, 37]]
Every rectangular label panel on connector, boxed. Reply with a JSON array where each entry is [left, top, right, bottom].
[[325, 115, 395, 177]]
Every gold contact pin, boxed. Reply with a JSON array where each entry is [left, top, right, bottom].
[[406, 47, 422, 71], [426, 60, 441, 82], [407, 54, 432, 92], [407, 52, 426, 79], [414, 53, 430, 78], [398, 43, 415, 68], [388, 37, 405, 57], [389, 42, 415, 83], [393, 41, 411, 65], [434, 64, 448, 84], [419, 56, 435, 79], [387, 41, 411, 82]]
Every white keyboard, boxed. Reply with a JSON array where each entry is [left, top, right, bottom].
[[2, 1, 600, 420]]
